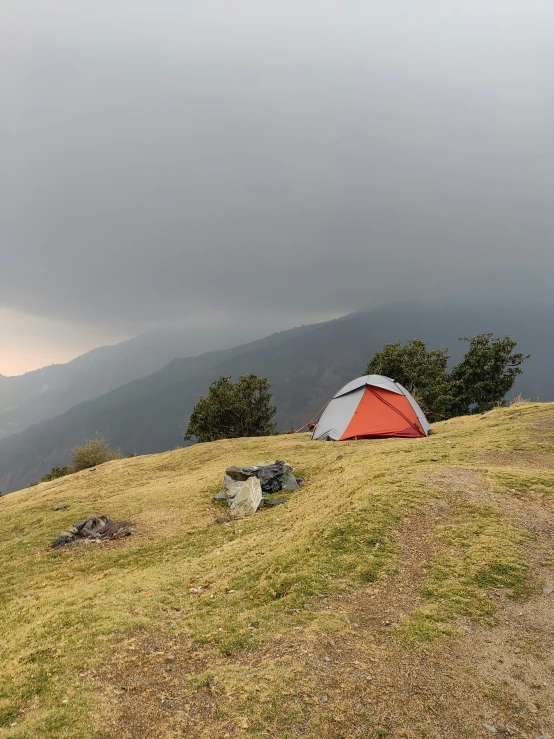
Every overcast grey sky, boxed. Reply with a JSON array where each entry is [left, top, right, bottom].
[[1, 1, 553, 374]]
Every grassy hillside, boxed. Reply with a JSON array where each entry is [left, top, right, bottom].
[[2, 300, 554, 494], [1, 402, 553, 738]]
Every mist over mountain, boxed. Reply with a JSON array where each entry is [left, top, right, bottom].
[[3, 2, 554, 375], [1, 299, 552, 495], [0, 323, 289, 439]]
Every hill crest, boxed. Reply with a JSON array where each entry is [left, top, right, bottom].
[[1, 402, 553, 737], [2, 299, 553, 495]]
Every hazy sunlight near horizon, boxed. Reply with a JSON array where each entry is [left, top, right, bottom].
[[0, 309, 129, 376]]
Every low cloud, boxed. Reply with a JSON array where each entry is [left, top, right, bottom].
[[1, 1, 553, 364]]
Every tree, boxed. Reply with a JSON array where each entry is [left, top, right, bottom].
[[448, 333, 529, 415], [364, 333, 529, 420], [71, 435, 121, 472], [184, 374, 276, 443], [365, 339, 451, 420], [40, 466, 70, 483]]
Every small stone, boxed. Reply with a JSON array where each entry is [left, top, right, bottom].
[[483, 724, 497, 734], [431, 457, 439, 462], [542, 586, 554, 595], [321, 695, 328, 702], [281, 468, 300, 491], [167, 655, 175, 661], [215, 516, 231, 524], [303, 603, 312, 609], [213, 490, 228, 501], [62, 699, 69, 704], [54, 504, 69, 510], [9, 723, 17, 727], [261, 496, 287, 508], [249, 621, 259, 628], [323, 657, 331, 662]]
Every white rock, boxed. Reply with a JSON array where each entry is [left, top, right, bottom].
[[229, 477, 262, 518]]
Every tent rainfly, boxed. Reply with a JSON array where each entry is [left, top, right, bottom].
[[311, 374, 431, 441]]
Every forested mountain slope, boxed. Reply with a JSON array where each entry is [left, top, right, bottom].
[[0, 300, 552, 494]]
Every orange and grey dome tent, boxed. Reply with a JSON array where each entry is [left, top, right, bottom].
[[311, 374, 431, 441]]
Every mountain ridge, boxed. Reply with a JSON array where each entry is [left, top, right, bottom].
[[0, 321, 325, 439], [0, 299, 552, 494]]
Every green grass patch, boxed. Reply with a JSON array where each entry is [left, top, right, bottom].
[[399, 501, 533, 641], [490, 469, 554, 500]]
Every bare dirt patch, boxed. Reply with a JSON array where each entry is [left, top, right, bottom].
[[434, 467, 554, 545], [483, 451, 554, 471], [533, 417, 554, 439]]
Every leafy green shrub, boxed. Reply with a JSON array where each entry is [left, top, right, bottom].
[[365, 338, 450, 420], [185, 374, 276, 443], [71, 435, 121, 472], [40, 466, 70, 483], [365, 333, 529, 418], [448, 333, 529, 414]]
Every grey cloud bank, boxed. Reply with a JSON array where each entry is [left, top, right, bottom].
[[1, 1, 553, 364]]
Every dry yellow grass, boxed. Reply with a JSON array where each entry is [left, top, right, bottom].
[[1, 403, 553, 738]]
